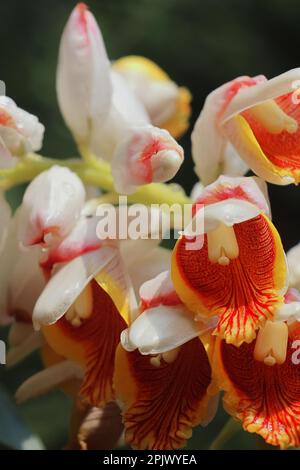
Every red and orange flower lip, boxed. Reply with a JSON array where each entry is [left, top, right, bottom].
[[117, 270, 216, 450], [171, 176, 287, 346], [213, 319, 300, 449]]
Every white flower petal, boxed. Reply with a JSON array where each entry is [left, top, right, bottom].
[[222, 68, 300, 123], [19, 166, 86, 246], [191, 76, 263, 184], [204, 198, 260, 231], [115, 65, 178, 125], [90, 70, 149, 162], [110, 70, 149, 125], [193, 175, 271, 217], [33, 247, 118, 328], [184, 198, 260, 237], [0, 96, 44, 156], [111, 125, 184, 194], [56, 3, 112, 143], [139, 270, 175, 306], [121, 304, 217, 354], [223, 143, 249, 178]]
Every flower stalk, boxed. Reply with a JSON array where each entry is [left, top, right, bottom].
[[0, 152, 191, 207]]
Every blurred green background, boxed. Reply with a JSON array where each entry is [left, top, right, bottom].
[[0, 0, 299, 450]]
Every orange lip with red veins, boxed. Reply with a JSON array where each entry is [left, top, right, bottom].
[[213, 323, 300, 449], [114, 337, 212, 450], [172, 213, 287, 346], [42, 280, 126, 407]]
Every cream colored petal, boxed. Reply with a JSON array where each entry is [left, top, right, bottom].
[[41, 216, 102, 268], [121, 304, 216, 355], [184, 198, 260, 237], [204, 198, 260, 231], [15, 360, 84, 404], [56, 3, 112, 143], [191, 76, 260, 185], [90, 71, 149, 162], [0, 96, 44, 154], [139, 270, 174, 306], [223, 143, 249, 178], [6, 332, 42, 368], [33, 247, 118, 328], [222, 68, 300, 123], [19, 166, 86, 247], [111, 125, 183, 194], [194, 175, 270, 216]]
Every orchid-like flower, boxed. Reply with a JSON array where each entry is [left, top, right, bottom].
[[3, 1, 300, 453], [56, 3, 184, 194], [171, 175, 288, 346], [116, 269, 217, 450], [113, 55, 192, 139], [0, 96, 44, 167], [193, 69, 300, 185], [212, 287, 300, 448], [13, 165, 170, 411]]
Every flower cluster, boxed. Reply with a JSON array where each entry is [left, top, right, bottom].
[[1, 2, 300, 451]]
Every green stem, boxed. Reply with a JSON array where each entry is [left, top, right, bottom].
[[0, 153, 191, 207], [209, 418, 241, 450]]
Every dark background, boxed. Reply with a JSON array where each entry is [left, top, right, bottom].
[[1, 0, 299, 250], [0, 0, 299, 450]]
